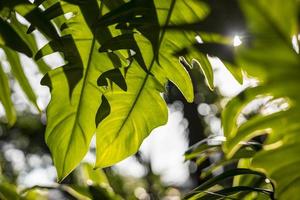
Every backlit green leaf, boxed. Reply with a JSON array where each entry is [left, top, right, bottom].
[[3, 48, 39, 110], [0, 63, 16, 125]]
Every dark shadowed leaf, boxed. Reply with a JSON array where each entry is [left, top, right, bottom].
[[0, 18, 32, 57]]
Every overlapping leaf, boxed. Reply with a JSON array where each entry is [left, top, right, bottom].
[[220, 0, 300, 199], [0, 63, 16, 125], [37, 0, 209, 179], [94, 0, 210, 168]]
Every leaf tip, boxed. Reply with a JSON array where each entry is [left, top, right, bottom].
[[191, 58, 215, 91]]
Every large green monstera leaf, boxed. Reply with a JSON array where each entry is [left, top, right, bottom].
[[31, 0, 207, 180], [94, 0, 207, 168], [0, 0, 244, 182]]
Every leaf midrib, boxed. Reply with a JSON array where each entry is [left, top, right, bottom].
[[113, 0, 177, 139], [60, 0, 106, 179], [61, 36, 96, 178]]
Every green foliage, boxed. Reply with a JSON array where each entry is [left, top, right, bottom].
[[184, 137, 274, 199], [4, 48, 39, 110], [0, 62, 16, 125], [1, 0, 300, 199], [35, 0, 197, 181], [222, 0, 300, 199], [185, 0, 300, 199], [2, 0, 199, 181]]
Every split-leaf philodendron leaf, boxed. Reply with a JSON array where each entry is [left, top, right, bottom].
[[0, 0, 245, 182], [32, 0, 205, 181]]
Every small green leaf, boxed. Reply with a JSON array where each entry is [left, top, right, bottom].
[[3, 48, 39, 110], [0, 63, 16, 126]]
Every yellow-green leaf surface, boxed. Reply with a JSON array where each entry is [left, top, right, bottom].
[[95, 60, 169, 167], [41, 1, 115, 181], [95, 0, 203, 167], [40, 0, 205, 179]]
